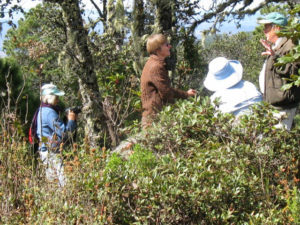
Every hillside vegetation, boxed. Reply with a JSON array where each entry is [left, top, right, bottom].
[[1, 98, 300, 224]]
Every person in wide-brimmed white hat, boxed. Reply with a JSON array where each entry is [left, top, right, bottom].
[[204, 57, 262, 117]]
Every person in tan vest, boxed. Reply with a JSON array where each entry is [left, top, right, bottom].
[[257, 13, 300, 130], [141, 34, 197, 128]]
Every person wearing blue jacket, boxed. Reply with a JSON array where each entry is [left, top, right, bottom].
[[37, 83, 77, 187]]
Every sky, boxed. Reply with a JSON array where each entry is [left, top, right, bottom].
[[0, 0, 265, 57]]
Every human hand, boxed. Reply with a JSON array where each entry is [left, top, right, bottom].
[[67, 111, 77, 121], [187, 89, 197, 97], [260, 39, 275, 56]]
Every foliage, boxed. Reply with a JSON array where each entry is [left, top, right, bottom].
[[259, 2, 295, 16], [91, 34, 141, 145], [174, 30, 207, 92], [287, 187, 300, 224], [0, 57, 39, 133], [3, 3, 80, 105], [2, 3, 82, 123], [100, 98, 300, 224], [1, 97, 300, 224]]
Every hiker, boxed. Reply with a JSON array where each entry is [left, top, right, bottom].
[[141, 33, 197, 128], [36, 83, 77, 187], [204, 57, 262, 117], [257, 12, 300, 130]]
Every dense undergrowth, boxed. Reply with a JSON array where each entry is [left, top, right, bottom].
[[1, 97, 300, 224]]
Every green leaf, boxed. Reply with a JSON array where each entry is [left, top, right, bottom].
[[293, 53, 300, 60], [290, 74, 299, 81], [295, 78, 300, 87], [281, 83, 293, 91], [274, 62, 285, 67], [277, 56, 294, 64]]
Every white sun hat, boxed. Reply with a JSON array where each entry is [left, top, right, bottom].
[[204, 57, 243, 92], [41, 83, 65, 96]]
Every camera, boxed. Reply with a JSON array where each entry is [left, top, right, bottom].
[[65, 106, 82, 114]]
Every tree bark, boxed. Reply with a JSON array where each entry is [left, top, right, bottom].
[[154, 0, 177, 82], [46, 0, 104, 148], [131, 0, 147, 75]]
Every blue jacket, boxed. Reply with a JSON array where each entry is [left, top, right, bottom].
[[37, 107, 77, 152]]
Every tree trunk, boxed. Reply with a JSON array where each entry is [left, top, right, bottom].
[[103, 0, 108, 30], [154, 0, 178, 83], [106, 0, 125, 46], [154, 0, 172, 33], [47, 0, 104, 148], [131, 0, 147, 75]]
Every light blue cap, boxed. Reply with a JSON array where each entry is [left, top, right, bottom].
[[257, 12, 288, 27], [41, 83, 65, 96]]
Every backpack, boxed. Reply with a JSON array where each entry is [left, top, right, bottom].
[[28, 108, 39, 153]]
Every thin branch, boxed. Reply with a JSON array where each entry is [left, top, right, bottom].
[[14, 73, 26, 110], [188, 0, 240, 34], [188, 0, 287, 35], [89, 0, 104, 18]]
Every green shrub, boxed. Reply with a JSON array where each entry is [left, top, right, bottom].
[[287, 187, 300, 224], [1, 97, 299, 224], [92, 97, 299, 224]]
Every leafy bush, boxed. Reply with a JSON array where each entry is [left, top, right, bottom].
[[0, 57, 40, 134], [104, 97, 300, 224], [1, 97, 300, 224]]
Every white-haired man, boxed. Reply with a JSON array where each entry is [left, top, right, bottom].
[[258, 12, 300, 130]]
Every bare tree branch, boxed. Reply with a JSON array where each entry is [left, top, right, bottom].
[[89, 0, 104, 18], [188, 0, 289, 35]]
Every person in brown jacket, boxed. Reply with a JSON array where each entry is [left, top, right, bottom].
[[141, 34, 197, 127]]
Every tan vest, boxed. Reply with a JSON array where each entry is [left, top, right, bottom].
[[264, 38, 300, 109]]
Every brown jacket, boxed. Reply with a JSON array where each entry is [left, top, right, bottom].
[[141, 55, 188, 119], [264, 37, 300, 109]]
